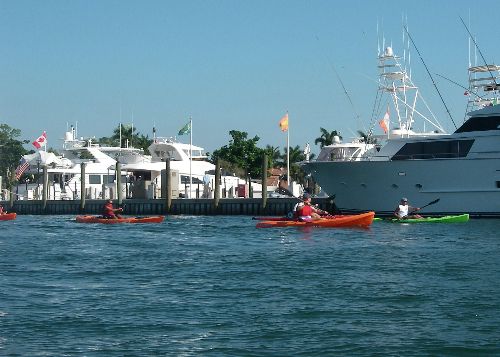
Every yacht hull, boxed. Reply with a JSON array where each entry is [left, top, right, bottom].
[[302, 158, 500, 217]]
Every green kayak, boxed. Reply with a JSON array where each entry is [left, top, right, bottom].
[[374, 214, 469, 223]]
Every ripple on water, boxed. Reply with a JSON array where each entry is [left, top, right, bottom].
[[0, 215, 499, 355]]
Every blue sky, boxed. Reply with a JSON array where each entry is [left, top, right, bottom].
[[1, 0, 497, 154]]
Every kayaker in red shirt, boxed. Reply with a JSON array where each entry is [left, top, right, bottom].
[[102, 200, 123, 219], [294, 193, 321, 221]]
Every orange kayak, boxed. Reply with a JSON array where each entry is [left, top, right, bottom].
[[76, 215, 165, 224], [256, 211, 375, 228], [0, 213, 17, 221]]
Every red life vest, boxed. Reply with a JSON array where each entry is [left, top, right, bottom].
[[103, 203, 115, 217], [298, 204, 313, 216]]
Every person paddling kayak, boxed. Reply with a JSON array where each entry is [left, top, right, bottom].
[[294, 193, 322, 221], [394, 197, 422, 219], [0, 204, 6, 215], [102, 199, 123, 219]]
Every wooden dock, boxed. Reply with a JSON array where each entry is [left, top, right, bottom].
[[1, 197, 337, 216]]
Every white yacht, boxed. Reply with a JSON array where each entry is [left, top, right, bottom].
[[18, 127, 129, 200], [17, 124, 260, 200], [301, 47, 500, 216], [314, 44, 446, 163], [123, 136, 246, 199], [18, 126, 252, 200]]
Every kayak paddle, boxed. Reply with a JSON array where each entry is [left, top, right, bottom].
[[419, 198, 440, 210]]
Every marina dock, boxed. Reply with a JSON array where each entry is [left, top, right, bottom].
[[2, 197, 335, 216]]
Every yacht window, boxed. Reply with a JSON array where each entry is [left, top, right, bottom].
[[455, 115, 500, 133], [180, 175, 204, 184], [392, 139, 474, 160], [89, 175, 102, 184], [103, 174, 115, 183]]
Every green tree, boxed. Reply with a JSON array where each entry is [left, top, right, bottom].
[[314, 127, 342, 148], [356, 130, 378, 144], [97, 124, 152, 154], [280, 145, 305, 183], [280, 145, 315, 185], [264, 145, 281, 169], [210, 130, 265, 178], [0, 124, 29, 188]]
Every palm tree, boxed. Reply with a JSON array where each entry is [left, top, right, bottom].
[[314, 128, 342, 148], [280, 145, 309, 184], [264, 145, 281, 168], [356, 130, 378, 144]]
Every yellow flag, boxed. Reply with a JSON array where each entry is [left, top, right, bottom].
[[279, 113, 288, 132]]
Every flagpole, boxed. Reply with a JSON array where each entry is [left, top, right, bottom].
[[286, 112, 290, 190], [189, 116, 192, 198]]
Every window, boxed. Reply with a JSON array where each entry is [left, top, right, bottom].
[[455, 115, 500, 133], [392, 140, 474, 160], [181, 175, 204, 184], [89, 175, 101, 184]]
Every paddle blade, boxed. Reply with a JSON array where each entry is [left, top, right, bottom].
[[428, 198, 440, 206], [275, 186, 295, 198], [420, 198, 440, 210]]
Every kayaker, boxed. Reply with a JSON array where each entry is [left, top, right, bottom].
[[394, 197, 422, 219], [102, 199, 123, 219], [294, 193, 322, 221], [0, 204, 6, 215]]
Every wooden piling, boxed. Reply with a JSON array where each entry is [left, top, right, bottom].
[[42, 166, 48, 211], [214, 158, 221, 210], [116, 161, 122, 205], [80, 163, 86, 212], [9, 172, 15, 210], [165, 159, 172, 213], [261, 153, 268, 212]]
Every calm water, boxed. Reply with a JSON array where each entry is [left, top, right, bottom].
[[1, 215, 499, 356]]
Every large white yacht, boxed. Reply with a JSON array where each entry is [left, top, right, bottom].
[[123, 136, 245, 199], [301, 47, 500, 217]]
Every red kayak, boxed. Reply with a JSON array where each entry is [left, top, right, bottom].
[[254, 214, 346, 221], [256, 211, 375, 228], [0, 213, 16, 221], [76, 215, 165, 224]]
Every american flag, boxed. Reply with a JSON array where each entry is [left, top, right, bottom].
[[15, 157, 30, 180]]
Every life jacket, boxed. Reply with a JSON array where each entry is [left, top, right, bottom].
[[298, 204, 313, 217], [103, 203, 115, 217]]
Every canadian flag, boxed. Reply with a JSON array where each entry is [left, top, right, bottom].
[[32, 131, 47, 149], [378, 107, 390, 134]]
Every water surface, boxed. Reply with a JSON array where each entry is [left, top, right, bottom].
[[1, 215, 499, 356]]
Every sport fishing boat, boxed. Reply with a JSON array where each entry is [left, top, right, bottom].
[[301, 43, 500, 217]]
